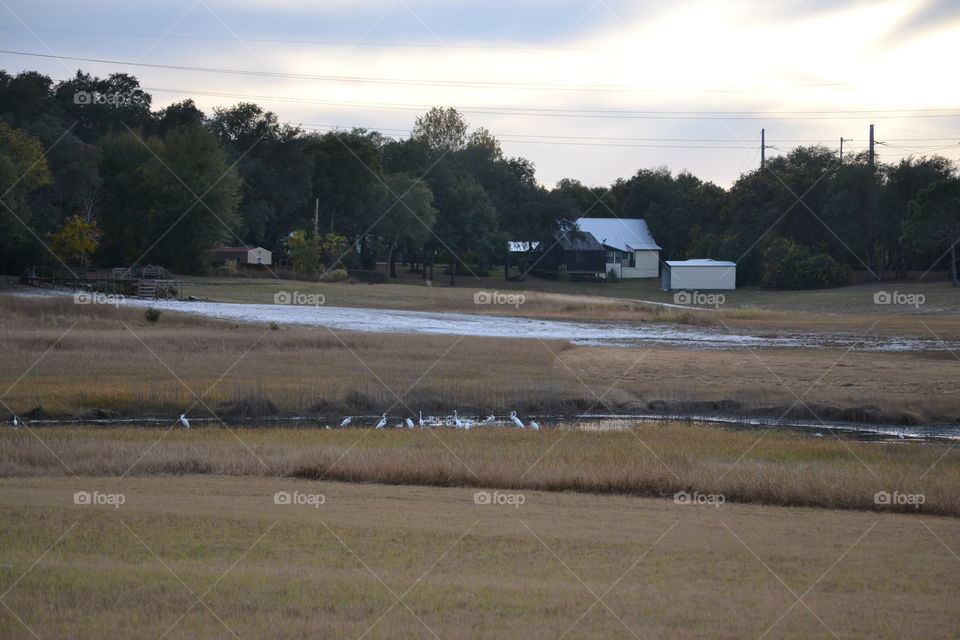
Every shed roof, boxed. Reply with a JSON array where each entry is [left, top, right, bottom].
[[575, 218, 661, 251], [507, 241, 540, 252], [666, 259, 737, 267]]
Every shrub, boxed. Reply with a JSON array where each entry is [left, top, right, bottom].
[[606, 268, 619, 283], [761, 238, 849, 289], [318, 268, 348, 282], [144, 308, 161, 323]]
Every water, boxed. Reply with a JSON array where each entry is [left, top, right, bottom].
[[18, 413, 960, 442]]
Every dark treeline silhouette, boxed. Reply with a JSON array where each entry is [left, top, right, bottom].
[[1, 69, 957, 287]]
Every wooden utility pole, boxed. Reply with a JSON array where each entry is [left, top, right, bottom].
[[314, 198, 319, 237], [839, 137, 844, 163], [760, 128, 765, 169], [868, 124, 875, 168]]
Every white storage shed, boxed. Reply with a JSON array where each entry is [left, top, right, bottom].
[[661, 259, 736, 290]]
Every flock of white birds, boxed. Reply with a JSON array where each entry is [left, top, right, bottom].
[[336, 410, 539, 431]]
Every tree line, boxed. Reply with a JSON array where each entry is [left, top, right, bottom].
[[1, 68, 957, 287]]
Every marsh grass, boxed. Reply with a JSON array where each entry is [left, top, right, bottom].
[[2, 424, 957, 516]]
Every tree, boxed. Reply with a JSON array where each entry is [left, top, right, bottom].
[[0, 123, 51, 272], [48, 215, 100, 266], [286, 230, 348, 276], [411, 107, 468, 152], [431, 173, 499, 286], [141, 126, 242, 273], [903, 178, 960, 287], [97, 132, 154, 265], [155, 99, 205, 135], [376, 173, 437, 279]]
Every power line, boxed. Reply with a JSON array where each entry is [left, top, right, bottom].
[[128, 84, 960, 121], [0, 49, 902, 94]]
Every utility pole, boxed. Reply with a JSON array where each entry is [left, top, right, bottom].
[[314, 198, 319, 237], [760, 128, 765, 169], [868, 124, 875, 169], [839, 137, 844, 163]]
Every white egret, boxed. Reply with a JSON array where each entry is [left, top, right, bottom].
[[405, 417, 415, 429], [510, 411, 525, 428], [463, 420, 472, 431], [812, 432, 824, 438], [897, 432, 905, 439], [11, 416, 18, 427], [453, 410, 462, 429], [418, 411, 425, 428], [375, 414, 387, 429], [179, 414, 190, 429], [340, 416, 352, 427], [325, 425, 331, 430], [529, 420, 540, 430], [484, 415, 495, 424]]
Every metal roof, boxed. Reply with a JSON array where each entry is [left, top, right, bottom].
[[666, 259, 737, 267], [555, 229, 605, 251], [575, 218, 661, 252], [507, 241, 540, 252]]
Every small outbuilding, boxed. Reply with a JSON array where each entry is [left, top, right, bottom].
[[661, 259, 736, 290], [213, 246, 272, 266]]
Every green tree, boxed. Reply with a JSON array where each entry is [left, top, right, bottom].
[[376, 173, 437, 279], [432, 173, 499, 286], [0, 123, 51, 272], [411, 107, 468, 152], [142, 126, 242, 273], [903, 178, 960, 287]]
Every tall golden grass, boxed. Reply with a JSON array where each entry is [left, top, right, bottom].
[[2, 425, 957, 516]]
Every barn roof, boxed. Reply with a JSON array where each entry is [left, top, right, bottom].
[[575, 218, 661, 251]]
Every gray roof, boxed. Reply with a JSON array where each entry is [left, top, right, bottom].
[[575, 218, 661, 252], [555, 229, 605, 251], [666, 259, 737, 267]]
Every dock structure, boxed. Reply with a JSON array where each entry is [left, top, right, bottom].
[[22, 265, 182, 300]]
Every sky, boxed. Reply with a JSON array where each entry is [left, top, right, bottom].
[[1, 0, 958, 189]]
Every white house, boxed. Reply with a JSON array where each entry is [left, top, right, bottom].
[[213, 246, 272, 266], [574, 218, 661, 279], [661, 259, 737, 290]]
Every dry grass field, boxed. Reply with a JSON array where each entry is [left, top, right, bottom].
[[1, 294, 959, 424], [0, 476, 957, 639], [2, 425, 958, 516]]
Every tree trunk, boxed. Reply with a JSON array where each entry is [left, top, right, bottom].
[[504, 249, 509, 281], [449, 260, 457, 287], [951, 233, 958, 287], [389, 248, 398, 279]]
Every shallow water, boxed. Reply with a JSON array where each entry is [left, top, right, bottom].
[[99, 296, 955, 352], [19, 413, 960, 442]]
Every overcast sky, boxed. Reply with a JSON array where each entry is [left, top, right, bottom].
[[2, 0, 958, 188]]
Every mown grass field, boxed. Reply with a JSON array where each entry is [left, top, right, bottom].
[[2, 294, 959, 424], [0, 476, 957, 639]]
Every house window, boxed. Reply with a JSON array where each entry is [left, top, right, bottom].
[[606, 250, 618, 263], [627, 251, 635, 268], [257, 257, 263, 264]]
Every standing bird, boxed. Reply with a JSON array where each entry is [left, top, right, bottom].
[[897, 432, 906, 440], [463, 420, 472, 431], [325, 425, 331, 430], [418, 411, 425, 428], [529, 420, 540, 430], [484, 415, 495, 424], [510, 411, 525, 428], [11, 416, 19, 427], [453, 410, 463, 429], [179, 414, 190, 429], [375, 414, 388, 429], [340, 416, 352, 428], [405, 417, 415, 429]]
